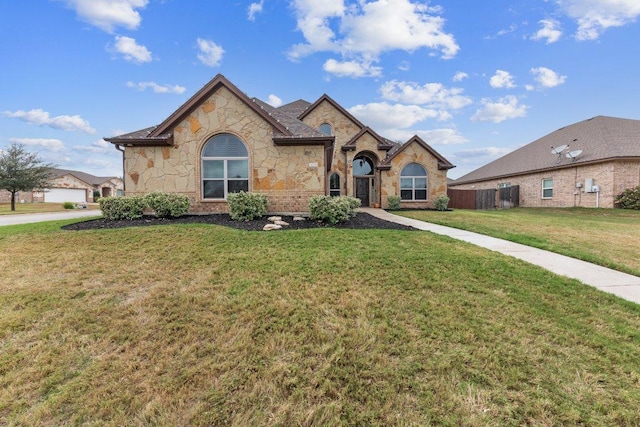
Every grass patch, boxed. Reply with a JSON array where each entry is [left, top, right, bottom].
[[1, 222, 640, 425], [398, 207, 640, 277], [0, 202, 99, 215]]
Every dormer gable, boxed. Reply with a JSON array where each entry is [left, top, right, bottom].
[[341, 127, 395, 152], [379, 135, 455, 171]]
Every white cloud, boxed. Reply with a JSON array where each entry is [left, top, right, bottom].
[[197, 38, 225, 67], [349, 102, 445, 129], [267, 94, 283, 107], [453, 71, 468, 82], [75, 139, 113, 153], [557, 0, 640, 40], [9, 138, 66, 152], [60, 0, 148, 33], [323, 58, 382, 77], [453, 146, 514, 159], [531, 19, 563, 43], [3, 109, 96, 134], [489, 70, 516, 89], [126, 81, 186, 94], [380, 80, 472, 110], [530, 67, 567, 88], [248, 0, 264, 21], [113, 36, 152, 63], [471, 96, 529, 123], [288, 0, 459, 77]]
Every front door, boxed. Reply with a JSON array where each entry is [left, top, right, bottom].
[[355, 177, 370, 207]]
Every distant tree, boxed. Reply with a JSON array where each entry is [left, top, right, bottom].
[[0, 144, 54, 211]]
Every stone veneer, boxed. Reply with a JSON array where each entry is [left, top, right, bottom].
[[124, 86, 325, 213], [450, 160, 640, 208]]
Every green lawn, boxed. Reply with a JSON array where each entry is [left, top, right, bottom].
[[397, 207, 640, 277], [1, 220, 640, 425], [0, 202, 100, 215]]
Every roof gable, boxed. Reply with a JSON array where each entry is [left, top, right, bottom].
[[341, 127, 394, 152], [379, 136, 455, 170], [454, 115, 640, 184], [299, 94, 365, 130], [48, 168, 119, 186]]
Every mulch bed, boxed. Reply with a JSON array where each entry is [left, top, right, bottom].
[[61, 212, 416, 232]]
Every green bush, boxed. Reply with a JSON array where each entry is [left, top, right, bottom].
[[434, 195, 450, 211], [93, 190, 101, 203], [309, 195, 361, 224], [387, 195, 401, 210], [616, 186, 640, 209], [227, 191, 268, 221], [63, 201, 75, 209], [144, 192, 190, 218], [99, 196, 146, 220]]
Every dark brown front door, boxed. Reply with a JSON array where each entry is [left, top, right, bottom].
[[355, 177, 370, 206]]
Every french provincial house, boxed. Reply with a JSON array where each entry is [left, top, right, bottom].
[[105, 74, 454, 213], [450, 116, 640, 208]]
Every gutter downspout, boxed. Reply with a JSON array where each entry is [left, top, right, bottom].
[[115, 144, 125, 193]]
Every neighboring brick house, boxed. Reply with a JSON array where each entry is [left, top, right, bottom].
[[450, 116, 640, 208], [1, 168, 123, 204], [105, 74, 454, 213]]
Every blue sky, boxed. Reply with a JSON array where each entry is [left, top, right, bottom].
[[1, 0, 639, 179]]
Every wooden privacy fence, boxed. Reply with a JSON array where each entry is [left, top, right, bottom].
[[447, 186, 519, 210]]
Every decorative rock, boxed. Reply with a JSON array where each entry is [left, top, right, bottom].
[[268, 216, 282, 222], [263, 224, 282, 231], [274, 220, 289, 226], [293, 216, 305, 221]]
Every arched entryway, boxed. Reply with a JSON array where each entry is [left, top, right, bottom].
[[353, 154, 376, 207]]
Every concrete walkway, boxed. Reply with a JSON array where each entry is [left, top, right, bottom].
[[361, 208, 640, 305], [0, 210, 101, 227]]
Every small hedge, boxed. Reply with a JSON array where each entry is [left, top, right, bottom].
[[616, 186, 640, 210], [434, 195, 450, 211], [99, 196, 146, 220], [63, 201, 75, 209], [387, 195, 401, 210], [227, 191, 268, 221], [309, 195, 361, 224], [144, 192, 190, 218]]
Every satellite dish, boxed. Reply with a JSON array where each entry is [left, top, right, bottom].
[[551, 144, 568, 155], [566, 149, 583, 161]]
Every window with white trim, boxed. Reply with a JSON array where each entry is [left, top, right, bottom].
[[329, 172, 341, 197], [400, 163, 428, 201], [202, 134, 249, 199], [542, 178, 553, 198]]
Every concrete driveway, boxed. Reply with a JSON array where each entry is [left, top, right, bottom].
[[0, 210, 101, 227]]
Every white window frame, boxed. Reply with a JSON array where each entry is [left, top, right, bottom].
[[542, 178, 553, 199], [201, 135, 249, 200], [400, 163, 428, 201]]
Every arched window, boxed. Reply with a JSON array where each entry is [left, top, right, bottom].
[[400, 163, 427, 200], [352, 156, 374, 176], [329, 172, 340, 197], [202, 134, 249, 199], [319, 123, 333, 136]]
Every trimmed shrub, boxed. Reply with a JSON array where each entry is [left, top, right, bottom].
[[99, 196, 146, 220], [144, 192, 190, 218], [309, 195, 361, 224], [63, 201, 75, 209], [615, 186, 640, 210], [93, 190, 101, 203], [434, 195, 450, 211], [387, 195, 401, 210], [227, 191, 268, 221]]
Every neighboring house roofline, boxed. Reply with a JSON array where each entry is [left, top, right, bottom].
[[379, 135, 455, 171], [47, 168, 121, 188], [299, 94, 366, 130]]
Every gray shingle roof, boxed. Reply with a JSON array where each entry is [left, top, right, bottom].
[[454, 116, 640, 184], [48, 168, 118, 186], [252, 98, 326, 138]]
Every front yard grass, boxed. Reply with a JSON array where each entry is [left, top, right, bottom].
[[398, 207, 640, 277], [0, 202, 99, 215], [1, 221, 640, 425]]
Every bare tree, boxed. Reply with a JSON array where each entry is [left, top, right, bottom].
[[0, 144, 54, 211]]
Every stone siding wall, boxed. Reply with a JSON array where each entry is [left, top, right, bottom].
[[124, 86, 325, 213], [380, 144, 448, 209], [450, 160, 640, 208]]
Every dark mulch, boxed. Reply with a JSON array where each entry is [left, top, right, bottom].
[[61, 213, 416, 232]]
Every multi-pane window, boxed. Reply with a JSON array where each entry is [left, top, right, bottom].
[[400, 163, 427, 201], [329, 173, 341, 197], [542, 178, 553, 198], [202, 134, 249, 199], [319, 123, 333, 136]]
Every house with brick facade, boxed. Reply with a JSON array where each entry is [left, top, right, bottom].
[[0, 168, 123, 204], [105, 74, 454, 213], [450, 116, 640, 208]]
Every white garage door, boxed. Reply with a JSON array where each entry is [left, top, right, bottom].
[[44, 188, 87, 203]]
